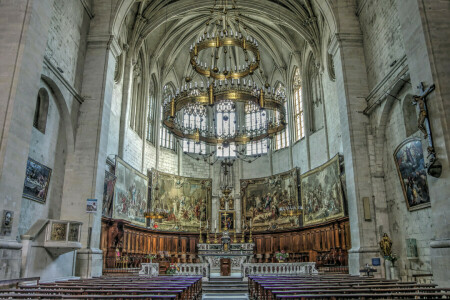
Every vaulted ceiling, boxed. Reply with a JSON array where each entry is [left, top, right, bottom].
[[120, 0, 326, 89]]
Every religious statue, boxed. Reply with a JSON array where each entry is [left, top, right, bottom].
[[219, 197, 226, 210], [228, 197, 234, 210], [379, 233, 392, 257], [412, 95, 428, 138]]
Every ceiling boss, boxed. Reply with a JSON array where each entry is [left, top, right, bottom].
[[162, 0, 287, 149]]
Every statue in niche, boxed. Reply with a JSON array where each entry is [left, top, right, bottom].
[[219, 197, 226, 210], [228, 197, 234, 210], [379, 233, 392, 257]]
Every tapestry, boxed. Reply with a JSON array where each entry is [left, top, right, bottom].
[[241, 168, 300, 232], [393, 138, 430, 211], [301, 154, 345, 226], [102, 171, 116, 217], [23, 157, 52, 204], [151, 170, 211, 232], [112, 157, 148, 226]]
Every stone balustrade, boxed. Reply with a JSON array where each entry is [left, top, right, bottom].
[[138, 263, 159, 277], [176, 263, 210, 280], [242, 262, 318, 280]]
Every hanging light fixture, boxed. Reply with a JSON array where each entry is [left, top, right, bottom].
[[162, 0, 287, 147]]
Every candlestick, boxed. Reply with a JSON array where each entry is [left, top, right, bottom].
[[214, 228, 218, 243], [240, 221, 245, 243], [199, 223, 203, 243], [233, 228, 237, 243], [249, 219, 253, 243]]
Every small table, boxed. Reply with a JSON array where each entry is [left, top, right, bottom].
[[360, 267, 377, 277]]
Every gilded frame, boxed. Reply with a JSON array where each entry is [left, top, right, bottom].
[[301, 154, 345, 226]]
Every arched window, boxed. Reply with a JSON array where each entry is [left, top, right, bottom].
[[245, 101, 268, 155], [273, 83, 290, 150], [146, 85, 155, 143], [182, 103, 207, 154], [160, 84, 175, 150], [33, 88, 49, 134], [293, 69, 304, 141], [216, 100, 236, 157]]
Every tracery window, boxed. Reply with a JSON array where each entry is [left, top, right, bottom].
[[216, 100, 236, 157], [293, 69, 305, 141], [273, 83, 290, 150], [160, 84, 175, 150], [182, 103, 207, 154], [245, 102, 267, 155], [147, 92, 155, 143]]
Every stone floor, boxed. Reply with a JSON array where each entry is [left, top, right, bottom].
[[202, 276, 249, 300]]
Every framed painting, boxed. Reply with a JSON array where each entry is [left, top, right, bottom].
[[301, 154, 345, 226], [112, 157, 148, 226], [393, 138, 430, 211], [150, 169, 211, 232], [23, 157, 52, 204], [219, 211, 235, 232], [241, 168, 300, 232]]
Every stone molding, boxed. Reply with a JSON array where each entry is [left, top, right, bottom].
[[430, 239, 450, 248], [86, 35, 122, 58], [328, 33, 364, 57], [0, 240, 22, 250], [348, 246, 379, 254], [43, 56, 84, 104]]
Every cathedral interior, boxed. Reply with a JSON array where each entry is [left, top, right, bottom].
[[0, 0, 449, 298]]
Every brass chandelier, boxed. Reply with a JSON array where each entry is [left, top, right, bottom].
[[162, 0, 287, 147]]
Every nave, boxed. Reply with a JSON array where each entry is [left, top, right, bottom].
[[1, 273, 450, 299]]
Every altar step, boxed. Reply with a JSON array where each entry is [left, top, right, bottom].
[[202, 276, 248, 299]]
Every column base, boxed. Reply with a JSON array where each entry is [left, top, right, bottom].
[[0, 240, 22, 280], [430, 239, 450, 287], [75, 248, 103, 279], [348, 246, 381, 277]]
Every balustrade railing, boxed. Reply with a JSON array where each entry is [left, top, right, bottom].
[[242, 262, 318, 280], [176, 263, 209, 279], [138, 263, 160, 277]]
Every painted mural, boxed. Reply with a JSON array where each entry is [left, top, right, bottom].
[[241, 169, 300, 232], [394, 138, 430, 211], [301, 154, 345, 226], [151, 170, 211, 232], [112, 157, 148, 226]]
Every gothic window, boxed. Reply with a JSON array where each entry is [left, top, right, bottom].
[[33, 88, 49, 134], [130, 53, 145, 137], [245, 102, 268, 155], [182, 103, 207, 154], [146, 91, 155, 143], [293, 69, 305, 141], [273, 83, 290, 150], [216, 100, 236, 157], [160, 84, 175, 150]]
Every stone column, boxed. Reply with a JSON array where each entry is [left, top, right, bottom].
[[394, 0, 450, 287], [0, 0, 53, 279], [59, 0, 120, 278], [328, 1, 379, 274]]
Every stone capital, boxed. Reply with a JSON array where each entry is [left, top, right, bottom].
[[86, 34, 122, 58], [328, 33, 364, 57]]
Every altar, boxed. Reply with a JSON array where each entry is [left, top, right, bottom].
[[197, 231, 254, 276]]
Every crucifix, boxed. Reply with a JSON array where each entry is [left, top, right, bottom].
[[412, 82, 442, 178]]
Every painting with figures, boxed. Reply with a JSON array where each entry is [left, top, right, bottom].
[[241, 168, 300, 232], [394, 138, 430, 211], [301, 154, 345, 226], [151, 170, 211, 232], [23, 157, 52, 204], [112, 157, 148, 226]]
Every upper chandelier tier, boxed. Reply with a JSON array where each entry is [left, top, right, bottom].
[[162, 0, 287, 149], [189, 0, 260, 80]]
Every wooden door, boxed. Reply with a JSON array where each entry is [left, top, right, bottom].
[[220, 258, 231, 276]]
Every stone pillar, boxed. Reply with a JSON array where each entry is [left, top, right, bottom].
[[394, 0, 450, 287], [0, 0, 53, 279], [59, 0, 120, 278], [328, 1, 379, 275]]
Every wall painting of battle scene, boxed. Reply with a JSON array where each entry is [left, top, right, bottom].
[[301, 154, 345, 226], [150, 170, 211, 232], [241, 168, 300, 232], [393, 138, 430, 211], [112, 157, 148, 226]]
